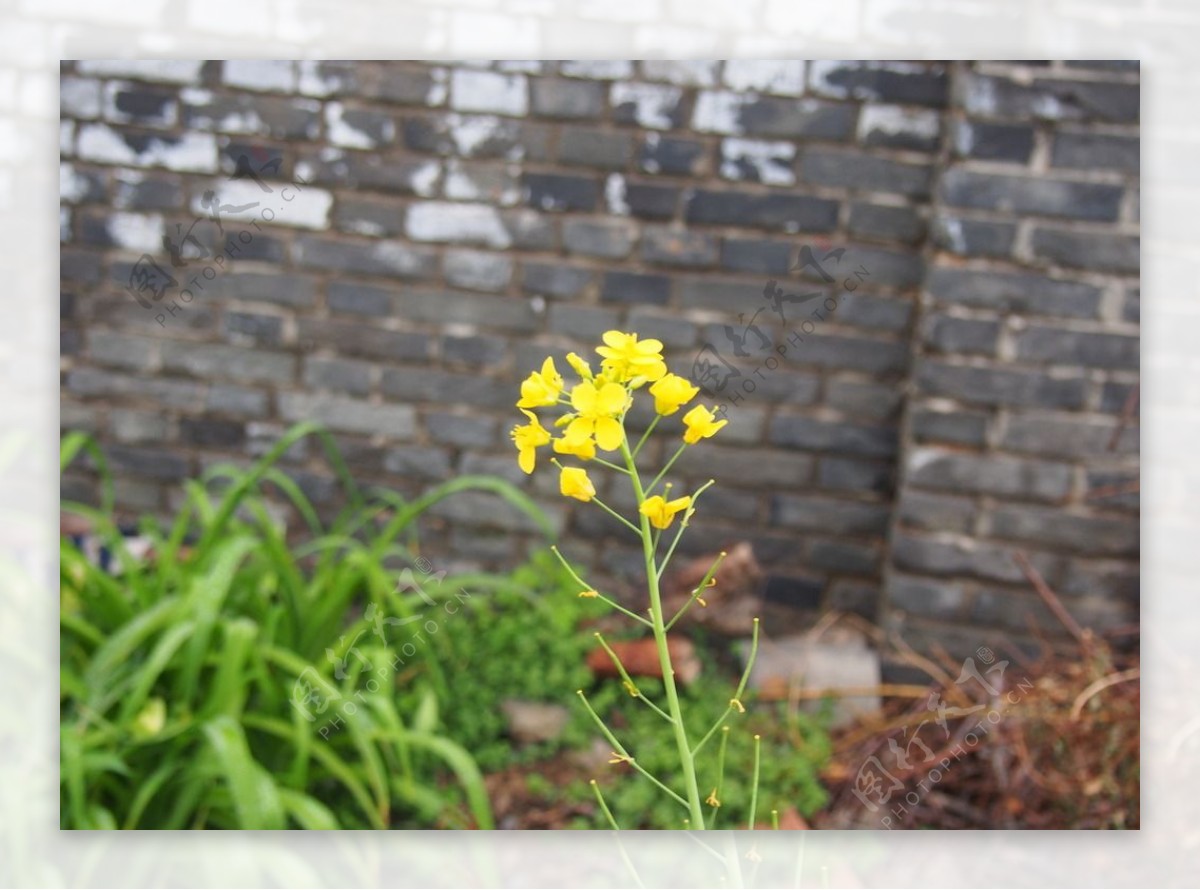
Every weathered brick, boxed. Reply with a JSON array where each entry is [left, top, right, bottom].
[[328, 281, 394, 317], [163, 342, 295, 385], [521, 262, 593, 299], [501, 209, 556, 250], [1000, 414, 1137, 457], [685, 189, 838, 232], [922, 313, 1001, 355], [800, 149, 933, 198], [1051, 131, 1139, 172], [858, 105, 941, 152], [600, 271, 671, 306], [523, 171, 599, 212], [1030, 228, 1139, 274], [104, 444, 190, 480], [373, 65, 442, 105], [292, 234, 437, 279], [558, 127, 633, 170], [450, 70, 528, 117], [563, 218, 637, 259], [332, 197, 405, 238], [184, 92, 322, 140], [927, 268, 1101, 319], [907, 447, 1071, 503], [640, 226, 718, 267], [611, 82, 686, 130], [772, 494, 891, 535], [109, 408, 168, 443], [386, 288, 538, 333], [279, 392, 416, 439], [810, 61, 948, 107], [77, 123, 217, 173], [224, 311, 284, 346], [383, 446, 453, 480], [639, 134, 707, 177], [892, 534, 1053, 585], [723, 60, 806, 96], [61, 76, 102, 119], [897, 491, 976, 534], [179, 417, 245, 449], [547, 304, 621, 340], [826, 379, 902, 420], [719, 238, 792, 275], [847, 202, 926, 246], [299, 151, 439, 196], [960, 73, 1139, 124], [296, 319, 432, 363], [916, 360, 1087, 409], [112, 172, 182, 211], [941, 169, 1123, 221], [887, 573, 967, 619], [405, 201, 511, 248], [530, 78, 606, 119], [933, 215, 1014, 258], [381, 368, 510, 409], [304, 357, 373, 395], [104, 82, 177, 128], [623, 181, 681, 219], [443, 160, 518, 206], [640, 61, 719, 87], [818, 456, 892, 493], [719, 138, 795, 186], [674, 444, 813, 488], [443, 249, 513, 292], [403, 114, 550, 161], [953, 120, 1034, 162], [835, 293, 913, 332], [224, 60, 296, 93], [989, 505, 1138, 556], [808, 539, 881, 576], [700, 92, 857, 140], [1014, 326, 1138, 369], [769, 415, 897, 458], [208, 384, 268, 416], [88, 330, 159, 371]]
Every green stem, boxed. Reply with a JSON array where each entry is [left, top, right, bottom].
[[665, 550, 726, 631], [592, 496, 643, 535], [632, 416, 660, 459], [549, 546, 652, 628], [577, 691, 688, 808], [593, 632, 675, 724], [592, 456, 630, 474], [647, 442, 687, 494], [656, 480, 714, 581], [748, 734, 762, 830], [620, 435, 707, 829]]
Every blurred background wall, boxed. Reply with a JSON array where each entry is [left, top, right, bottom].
[[59, 59, 1140, 658]]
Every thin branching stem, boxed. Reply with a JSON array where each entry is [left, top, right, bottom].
[[549, 546, 652, 628], [748, 734, 762, 830], [693, 618, 760, 757], [577, 690, 688, 808], [656, 480, 715, 581], [632, 416, 660, 460], [647, 443, 688, 494], [593, 632, 675, 724], [665, 550, 726, 631]]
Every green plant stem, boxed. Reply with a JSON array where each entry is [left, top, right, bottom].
[[665, 550, 727, 632], [656, 480, 714, 581], [647, 442, 688, 494], [592, 495, 643, 535], [592, 456, 630, 474], [632, 416, 660, 459], [577, 691, 687, 808], [593, 632, 675, 724], [548, 547, 652, 628], [692, 617, 760, 758], [619, 435, 706, 829], [748, 734, 762, 830]]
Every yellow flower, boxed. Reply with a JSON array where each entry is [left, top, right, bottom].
[[559, 466, 596, 502], [553, 435, 596, 461], [706, 789, 721, 808], [511, 409, 551, 474], [517, 357, 563, 408], [682, 405, 728, 444], [566, 380, 628, 452], [596, 331, 667, 383], [565, 351, 593, 380], [640, 494, 693, 530], [649, 373, 700, 416]]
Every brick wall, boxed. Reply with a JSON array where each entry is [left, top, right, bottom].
[[59, 60, 1139, 657]]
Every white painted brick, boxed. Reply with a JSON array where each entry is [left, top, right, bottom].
[[559, 60, 634, 80], [222, 60, 296, 93], [723, 60, 806, 95], [76, 122, 217, 172], [640, 60, 720, 87], [449, 69, 528, 117], [59, 76, 101, 119], [610, 82, 683, 130], [324, 101, 392, 149], [692, 89, 749, 135], [720, 137, 796, 186], [189, 178, 331, 230], [106, 211, 164, 252], [405, 201, 511, 248], [858, 104, 941, 142], [75, 60, 203, 84]]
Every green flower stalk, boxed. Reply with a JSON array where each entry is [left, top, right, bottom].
[[511, 330, 762, 830]]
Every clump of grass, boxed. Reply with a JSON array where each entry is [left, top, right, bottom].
[[60, 423, 553, 829]]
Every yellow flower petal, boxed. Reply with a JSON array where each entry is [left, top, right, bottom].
[[559, 466, 596, 502], [594, 416, 625, 452]]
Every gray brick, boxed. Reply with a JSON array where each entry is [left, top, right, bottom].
[[732, 96, 857, 140], [530, 78, 606, 119], [88, 331, 159, 371], [836, 293, 913, 332], [179, 417, 245, 449], [102, 82, 176, 128], [109, 408, 168, 443], [640, 227, 718, 267], [932, 216, 1016, 258], [405, 201, 511, 248], [1030, 228, 1139, 274], [548, 304, 621, 339], [678, 274, 762, 311], [834, 245, 922, 290], [685, 189, 838, 232], [627, 310, 698, 348], [1051, 131, 1139, 172], [69, 372, 198, 414], [382, 367, 510, 409], [916, 360, 1087, 409], [184, 93, 321, 140], [940, 170, 1123, 221], [927, 268, 1101, 319], [523, 172, 599, 212], [223, 311, 284, 346], [1014, 326, 1138, 369], [104, 444, 189, 480], [857, 105, 941, 151], [558, 127, 633, 170], [789, 334, 909, 375], [887, 573, 966, 619], [922, 313, 1000, 355], [293, 235, 437, 279], [304, 357, 373, 395], [429, 490, 563, 535], [279, 392, 416, 439], [501, 208, 556, 250], [383, 446, 452, 480], [892, 534, 1050, 585], [1000, 414, 1138, 457], [296, 319, 432, 362], [112, 173, 182, 211], [769, 415, 897, 458], [911, 408, 989, 446], [333, 197, 405, 237], [826, 379, 902, 420], [425, 412, 499, 448], [772, 494, 891, 535], [639, 135, 707, 176], [720, 238, 792, 275], [328, 281, 394, 317], [563, 218, 637, 259], [301, 151, 439, 195], [1061, 559, 1139, 603], [897, 491, 976, 534], [808, 539, 881, 576], [800, 149, 933, 198], [907, 447, 1071, 503], [810, 61, 948, 107], [623, 181, 682, 220], [969, 589, 1061, 634], [372, 66, 440, 105], [219, 272, 310, 309], [521, 262, 593, 299], [389, 288, 538, 333], [818, 456, 892, 493], [600, 271, 671, 306], [207, 384, 269, 416], [443, 249, 513, 292], [961, 73, 1139, 124], [674, 444, 813, 488], [458, 453, 528, 486], [847, 203, 926, 246], [443, 334, 507, 367], [163, 342, 296, 385], [611, 82, 686, 130], [990, 505, 1138, 556], [952, 120, 1034, 163]]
